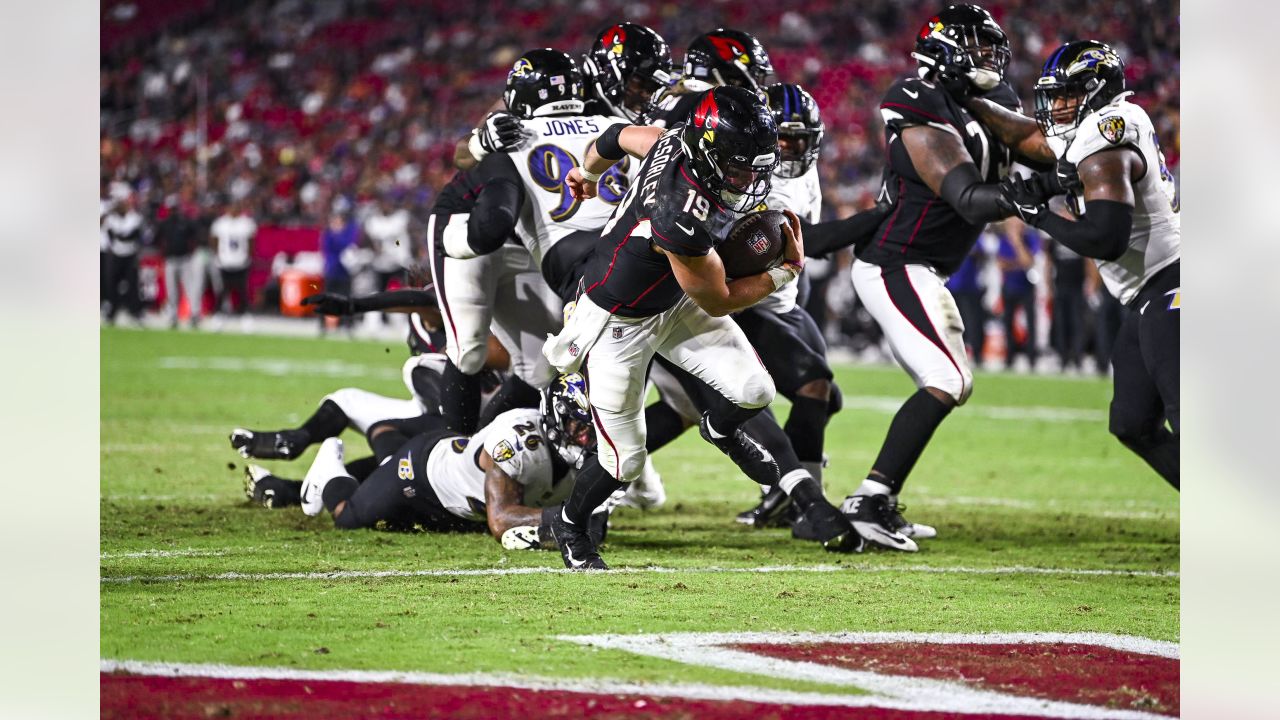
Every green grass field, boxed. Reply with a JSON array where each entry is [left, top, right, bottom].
[[100, 326, 1178, 697]]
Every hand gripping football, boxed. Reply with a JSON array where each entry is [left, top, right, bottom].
[[719, 209, 788, 279]]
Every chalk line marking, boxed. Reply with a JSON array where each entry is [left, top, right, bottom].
[[156, 356, 400, 380], [100, 548, 236, 560], [101, 563, 1178, 585], [839, 395, 1106, 423], [557, 631, 1177, 719]]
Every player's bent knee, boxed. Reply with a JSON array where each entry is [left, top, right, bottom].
[[922, 368, 970, 405], [738, 371, 776, 409], [449, 344, 488, 375], [827, 382, 844, 416], [795, 378, 831, 402], [322, 388, 361, 415], [617, 450, 647, 484], [1109, 404, 1162, 443]]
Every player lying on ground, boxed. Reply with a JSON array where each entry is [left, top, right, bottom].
[[251, 374, 609, 548], [966, 40, 1180, 489]]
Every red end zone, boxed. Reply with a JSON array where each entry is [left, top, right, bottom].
[[101, 672, 1052, 720], [732, 642, 1178, 717]]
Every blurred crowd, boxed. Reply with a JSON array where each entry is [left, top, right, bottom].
[[100, 0, 1179, 371]]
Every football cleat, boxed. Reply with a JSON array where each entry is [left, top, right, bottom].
[[840, 493, 919, 552], [300, 438, 345, 517], [699, 412, 779, 487], [230, 428, 310, 460], [616, 457, 667, 510], [889, 498, 937, 539], [791, 497, 862, 553], [500, 525, 542, 551], [243, 464, 276, 507], [550, 507, 608, 571], [735, 485, 795, 528]]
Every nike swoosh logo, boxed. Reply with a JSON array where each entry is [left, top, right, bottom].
[[675, 222, 695, 235], [564, 544, 585, 568], [903, 88, 919, 99]]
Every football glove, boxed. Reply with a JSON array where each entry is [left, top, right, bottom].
[[301, 292, 355, 316], [468, 111, 528, 160], [998, 175, 1050, 226], [1050, 157, 1082, 195]]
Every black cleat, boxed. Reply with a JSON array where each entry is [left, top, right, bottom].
[[841, 493, 919, 552], [243, 465, 301, 509], [550, 506, 609, 571], [735, 485, 795, 528], [699, 413, 779, 487], [230, 428, 310, 460], [791, 498, 863, 553]]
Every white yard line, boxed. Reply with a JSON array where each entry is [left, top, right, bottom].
[[100, 548, 246, 559], [155, 356, 401, 380], [839, 395, 1106, 423], [100, 563, 1178, 585]]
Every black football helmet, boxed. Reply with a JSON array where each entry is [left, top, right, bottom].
[[504, 48, 585, 119], [764, 83, 824, 178], [683, 29, 774, 92], [913, 4, 1011, 92], [539, 373, 594, 469], [582, 23, 674, 122], [1034, 40, 1126, 140], [680, 86, 778, 211]]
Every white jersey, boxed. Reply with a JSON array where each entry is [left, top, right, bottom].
[[1051, 97, 1180, 305], [756, 165, 823, 313], [104, 209, 144, 256], [364, 209, 412, 272], [425, 408, 574, 523], [511, 114, 629, 266], [211, 213, 257, 270]]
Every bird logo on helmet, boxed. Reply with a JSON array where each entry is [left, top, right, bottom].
[[540, 373, 594, 469], [684, 28, 774, 92], [604, 25, 626, 56]]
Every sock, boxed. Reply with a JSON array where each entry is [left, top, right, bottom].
[[784, 396, 829, 464], [869, 389, 953, 494], [370, 429, 410, 463], [441, 360, 482, 433], [479, 375, 542, 427], [1119, 428, 1180, 490], [785, 475, 826, 512], [321, 475, 359, 513], [562, 454, 625, 526], [343, 455, 379, 481], [301, 399, 350, 440], [801, 461, 824, 486], [644, 401, 689, 452], [856, 478, 893, 497]]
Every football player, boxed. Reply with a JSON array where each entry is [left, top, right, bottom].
[[832, 4, 1054, 551], [543, 86, 857, 570], [581, 23, 675, 122], [268, 374, 607, 548], [972, 41, 1180, 489], [645, 29, 773, 128]]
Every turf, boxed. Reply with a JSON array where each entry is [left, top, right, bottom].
[[100, 327, 1178, 694]]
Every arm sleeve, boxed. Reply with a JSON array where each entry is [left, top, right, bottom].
[[593, 122, 628, 162], [1032, 199, 1132, 262], [939, 163, 1012, 226], [350, 289, 438, 313], [466, 154, 526, 255], [802, 203, 894, 258]]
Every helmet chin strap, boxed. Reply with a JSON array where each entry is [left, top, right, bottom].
[[968, 68, 1001, 90]]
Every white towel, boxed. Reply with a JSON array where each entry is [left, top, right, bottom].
[[543, 293, 612, 374]]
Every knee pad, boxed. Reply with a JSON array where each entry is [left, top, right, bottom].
[[322, 388, 362, 418], [921, 366, 973, 405], [1109, 403, 1161, 443], [739, 370, 776, 409], [827, 382, 844, 416], [448, 342, 488, 375]]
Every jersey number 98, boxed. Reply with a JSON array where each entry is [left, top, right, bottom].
[[528, 144, 629, 222]]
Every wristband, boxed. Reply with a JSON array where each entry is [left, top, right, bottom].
[[578, 167, 602, 183], [767, 263, 800, 291], [467, 131, 489, 161]]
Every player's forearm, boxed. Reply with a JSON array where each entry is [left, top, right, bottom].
[[965, 98, 1056, 164], [486, 504, 544, 541], [453, 136, 479, 171], [803, 204, 893, 258], [1032, 200, 1132, 261], [351, 289, 437, 313], [940, 164, 1012, 226]]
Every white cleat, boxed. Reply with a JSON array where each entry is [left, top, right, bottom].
[[617, 457, 667, 510], [300, 438, 345, 517], [840, 493, 918, 552], [889, 495, 937, 539]]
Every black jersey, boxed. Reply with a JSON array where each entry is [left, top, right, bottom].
[[582, 128, 738, 318], [432, 168, 482, 214], [858, 77, 1015, 276]]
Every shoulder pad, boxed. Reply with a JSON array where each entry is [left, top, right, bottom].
[[879, 78, 959, 134], [1067, 100, 1147, 164]]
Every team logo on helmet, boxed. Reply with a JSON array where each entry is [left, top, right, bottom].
[[693, 92, 721, 129], [707, 35, 750, 65], [919, 16, 944, 39], [510, 57, 534, 78], [1067, 47, 1118, 75], [604, 25, 626, 55], [1097, 116, 1127, 144]]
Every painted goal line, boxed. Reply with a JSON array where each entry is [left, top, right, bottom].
[[101, 562, 1178, 585]]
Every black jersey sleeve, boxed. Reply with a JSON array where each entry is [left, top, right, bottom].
[[879, 78, 962, 134], [467, 154, 525, 255], [649, 207, 715, 257]]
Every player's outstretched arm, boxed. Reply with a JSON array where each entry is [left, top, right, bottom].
[[903, 125, 1012, 226], [567, 125, 664, 200], [1004, 148, 1136, 261], [480, 449, 545, 543], [665, 209, 805, 317], [964, 98, 1056, 165]]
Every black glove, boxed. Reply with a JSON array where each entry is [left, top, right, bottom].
[[476, 111, 527, 154], [998, 175, 1050, 226], [301, 291, 355, 316], [1049, 157, 1082, 195]]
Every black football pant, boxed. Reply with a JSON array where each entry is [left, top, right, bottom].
[[1002, 287, 1038, 368], [1108, 262, 1179, 489], [219, 267, 249, 315], [332, 421, 481, 531], [104, 252, 142, 321]]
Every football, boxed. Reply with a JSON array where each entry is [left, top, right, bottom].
[[718, 209, 789, 278]]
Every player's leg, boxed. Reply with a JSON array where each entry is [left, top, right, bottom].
[[426, 213, 497, 433], [843, 261, 972, 550], [244, 454, 383, 509], [1141, 264, 1180, 436], [230, 387, 411, 460], [163, 257, 182, 326]]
